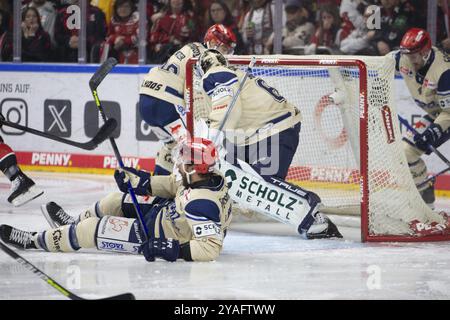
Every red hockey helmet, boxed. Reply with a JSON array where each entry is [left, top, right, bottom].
[[400, 28, 432, 54], [178, 137, 217, 174], [204, 24, 237, 54]]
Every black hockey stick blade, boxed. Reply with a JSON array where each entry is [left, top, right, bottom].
[[90, 117, 117, 146], [0, 118, 115, 151], [89, 57, 118, 91], [0, 240, 135, 300]]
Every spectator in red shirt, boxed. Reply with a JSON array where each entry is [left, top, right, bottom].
[[148, 0, 196, 63], [101, 0, 139, 64], [21, 7, 51, 61], [54, 0, 107, 62]]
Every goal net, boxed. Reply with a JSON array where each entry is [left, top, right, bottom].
[[185, 55, 450, 242]]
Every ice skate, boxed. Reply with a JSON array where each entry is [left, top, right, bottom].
[[7, 173, 43, 207], [41, 202, 76, 228], [0, 224, 37, 250], [303, 213, 343, 240], [420, 184, 435, 210]]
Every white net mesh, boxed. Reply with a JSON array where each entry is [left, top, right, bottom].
[[188, 54, 447, 239]]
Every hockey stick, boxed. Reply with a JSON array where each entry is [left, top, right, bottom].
[[398, 116, 450, 167], [0, 240, 135, 300], [0, 117, 117, 151], [213, 56, 257, 145], [89, 58, 149, 238], [416, 166, 450, 189]]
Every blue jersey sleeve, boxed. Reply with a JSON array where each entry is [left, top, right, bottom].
[[202, 71, 239, 96], [184, 199, 220, 223], [437, 69, 450, 97]]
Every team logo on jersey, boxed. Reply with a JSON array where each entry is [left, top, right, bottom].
[[175, 51, 186, 61], [109, 218, 129, 232], [423, 79, 437, 90], [400, 66, 413, 78], [193, 222, 220, 238], [224, 169, 237, 188], [211, 86, 233, 102]]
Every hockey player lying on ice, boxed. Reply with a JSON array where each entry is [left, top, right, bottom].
[[0, 138, 233, 262]]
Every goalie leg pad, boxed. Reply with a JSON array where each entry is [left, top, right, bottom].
[[96, 216, 145, 254], [270, 176, 321, 234]]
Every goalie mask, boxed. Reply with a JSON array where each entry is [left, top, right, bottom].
[[196, 49, 228, 77], [174, 137, 217, 185]]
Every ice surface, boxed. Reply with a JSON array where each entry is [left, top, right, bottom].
[[1, 172, 450, 300]]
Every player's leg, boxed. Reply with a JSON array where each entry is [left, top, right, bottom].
[[403, 141, 433, 206], [0, 215, 145, 254], [139, 94, 186, 175], [0, 135, 43, 206], [2, 194, 156, 253]]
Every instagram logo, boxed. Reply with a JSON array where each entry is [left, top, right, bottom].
[[0, 99, 28, 135]]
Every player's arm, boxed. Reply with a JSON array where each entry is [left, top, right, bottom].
[[434, 70, 450, 130], [414, 70, 450, 151], [180, 198, 224, 262], [202, 67, 242, 131], [114, 167, 178, 198]]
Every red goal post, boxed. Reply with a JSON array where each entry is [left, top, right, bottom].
[[185, 55, 450, 243]]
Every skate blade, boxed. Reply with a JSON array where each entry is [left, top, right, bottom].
[[11, 186, 44, 207], [40, 204, 59, 228]]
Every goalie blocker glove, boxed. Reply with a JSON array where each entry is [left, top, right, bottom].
[[413, 123, 444, 152], [139, 237, 180, 262], [114, 167, 152, 196]]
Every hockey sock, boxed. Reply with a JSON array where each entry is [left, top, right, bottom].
[[35, 224, 82, 252], [0, 143, 20, 181]]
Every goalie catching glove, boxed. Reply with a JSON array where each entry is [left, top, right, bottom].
[[139, 237, 180, 262], [114, 167, 151, 196]]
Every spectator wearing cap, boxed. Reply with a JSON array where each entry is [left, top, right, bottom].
[[264, 0, 314, 54], [207, 0, 246, 54]]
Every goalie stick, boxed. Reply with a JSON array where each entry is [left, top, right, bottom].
[[213, 56, 257, 144], [89, 57, 149, 238], [0, 117, 117, 151], [0, 240, 135, 300]]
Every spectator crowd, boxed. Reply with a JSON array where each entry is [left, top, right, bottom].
[[0, 0, 448, 63]]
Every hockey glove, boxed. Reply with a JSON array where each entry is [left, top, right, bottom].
[[139, 237, 180, 262], [114, 167, 151, 196], [413, 123, 444, 152]]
